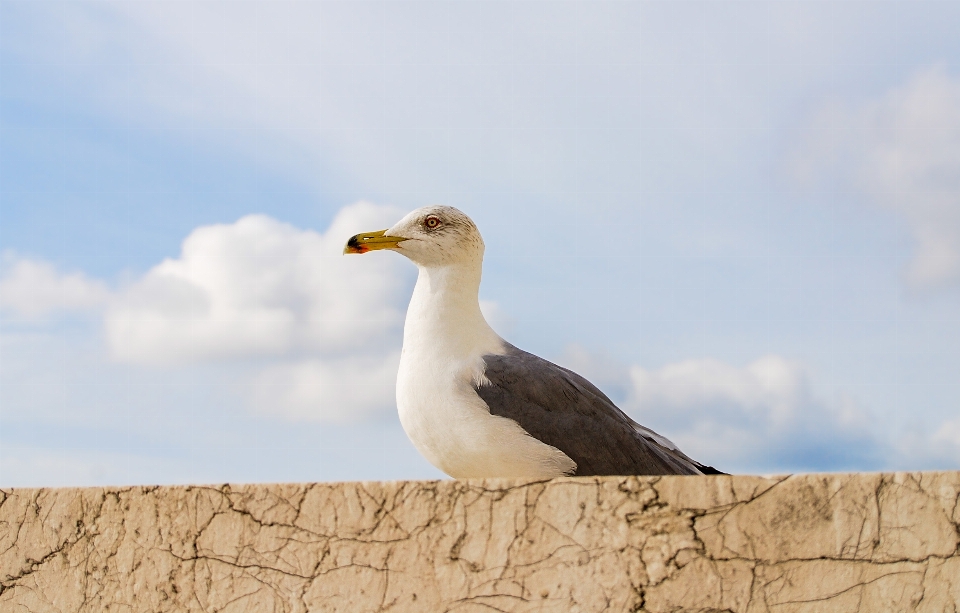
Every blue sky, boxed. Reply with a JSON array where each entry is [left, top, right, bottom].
[[1, 1, 958, 486]]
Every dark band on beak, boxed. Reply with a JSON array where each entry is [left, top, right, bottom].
[[345, 234, 364, 252]]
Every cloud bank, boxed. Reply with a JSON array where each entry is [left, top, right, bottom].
[[626, 356, 881, 472], [1, 202, 414, 422], [560, 347, 887, 473], [104, 202, 408, 365]]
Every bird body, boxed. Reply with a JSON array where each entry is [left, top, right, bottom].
[[396, 259, 577, 478], [345, 205, 722, 478]]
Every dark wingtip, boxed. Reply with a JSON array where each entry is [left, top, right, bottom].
[[697, 464, 728, 475]]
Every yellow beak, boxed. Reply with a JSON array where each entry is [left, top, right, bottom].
[[343, 229, 407, 254]]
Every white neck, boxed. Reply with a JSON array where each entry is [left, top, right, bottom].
[[403, 261, 501, 361]]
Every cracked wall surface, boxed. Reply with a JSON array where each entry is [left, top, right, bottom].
[[2, 472, 959, 612]]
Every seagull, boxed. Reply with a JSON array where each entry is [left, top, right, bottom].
[[345, 205, 723, 478]]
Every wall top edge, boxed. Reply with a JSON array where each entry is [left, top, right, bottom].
[[2, 469, 957, 494]]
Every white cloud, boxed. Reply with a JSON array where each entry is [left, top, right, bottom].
[[0, 254, 111, 318], [795, 66, 960, 288], [626, 355, 881, 471], [558, 348, 883, 472], [630, 356, 808, 428], [2, 202, 415, 422], [105, 201, 409, 364], [100, 201, 413, 420], [248, 352, 401, 424]]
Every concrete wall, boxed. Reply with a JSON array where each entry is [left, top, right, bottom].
[[2, 472, 958, 612]]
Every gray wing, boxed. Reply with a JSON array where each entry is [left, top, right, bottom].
[[475, 344, 724, 476]]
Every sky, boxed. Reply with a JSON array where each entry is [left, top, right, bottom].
[[1, 0, 958, 487]]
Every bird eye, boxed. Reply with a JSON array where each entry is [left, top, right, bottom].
[[424, 215, 441, 229]]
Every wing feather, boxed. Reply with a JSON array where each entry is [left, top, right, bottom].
[[474, 344, 718, 476]]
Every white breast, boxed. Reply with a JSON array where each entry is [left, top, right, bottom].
[[396, 348, 576, 478], [395, 265, 575, 479]]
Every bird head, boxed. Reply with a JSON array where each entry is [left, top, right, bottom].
[[344, 205, 484, 267]]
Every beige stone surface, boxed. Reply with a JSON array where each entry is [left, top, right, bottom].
[[1, 472, 958, 612]]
